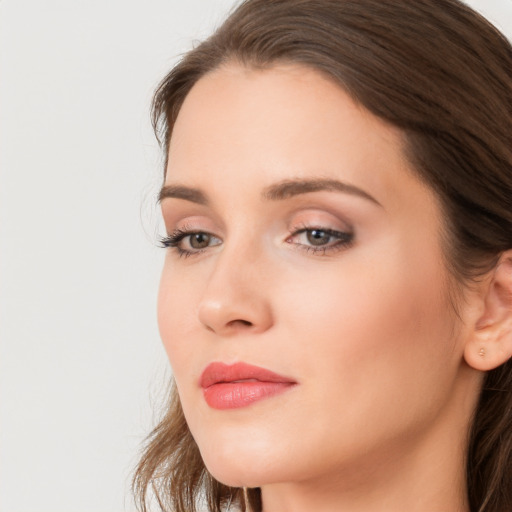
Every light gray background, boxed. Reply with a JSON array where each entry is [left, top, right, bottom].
[[1, 1, 511, 511]]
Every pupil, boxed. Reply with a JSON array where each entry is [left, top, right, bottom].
[[307, 230, 330, 246], [190, 233, 210, 249]]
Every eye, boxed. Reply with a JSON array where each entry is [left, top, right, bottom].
[[188, 233, 212, 249], [159, 229, 222, 257], [305, 229, 335, 246], [287, 227, 354, 254]]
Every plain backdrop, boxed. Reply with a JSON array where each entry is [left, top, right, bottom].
[[1, 1, 511, 511]]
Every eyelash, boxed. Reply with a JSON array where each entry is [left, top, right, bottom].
[[159, 228, 216, 258], [287, 225, 354, 255], [159, 226, 354, 258]]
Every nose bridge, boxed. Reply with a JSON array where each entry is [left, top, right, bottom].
[[197, 233, 273, 335]]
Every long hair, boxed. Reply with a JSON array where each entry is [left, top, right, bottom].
[[134, 1, 512, 511]]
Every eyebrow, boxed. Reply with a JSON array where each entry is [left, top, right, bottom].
[[262, 178, 382, 206], [159, 178, 381, 207], [159, 185, 209, 205]]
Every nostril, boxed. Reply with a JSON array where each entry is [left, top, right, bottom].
[[227, 319, 253, 328]]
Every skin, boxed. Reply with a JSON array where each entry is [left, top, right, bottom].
[[157, 63, 489, 512]]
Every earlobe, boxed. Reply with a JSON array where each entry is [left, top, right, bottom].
[[464, 251, 512, 372]]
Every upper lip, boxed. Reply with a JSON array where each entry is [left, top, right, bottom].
[[200, 362, 296, 389]]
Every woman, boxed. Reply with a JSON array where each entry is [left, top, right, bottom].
[[134, 1, 512, 511]]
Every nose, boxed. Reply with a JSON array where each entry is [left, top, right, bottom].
[[197, 247, 274, 336]]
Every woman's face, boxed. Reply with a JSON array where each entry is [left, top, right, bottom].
[[158, 64, 476, 489]]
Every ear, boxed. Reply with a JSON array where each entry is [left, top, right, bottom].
[[464, 251, 512, 371]]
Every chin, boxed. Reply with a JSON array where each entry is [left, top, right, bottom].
[[202, 455, 264, 488], [197, 438, 287, 488]]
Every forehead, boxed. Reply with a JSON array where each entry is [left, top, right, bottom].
[[169, 63, 402, 162], [166, 63, 432, 212]]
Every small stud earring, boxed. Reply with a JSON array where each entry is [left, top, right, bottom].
[[479, 348, 486, 357]]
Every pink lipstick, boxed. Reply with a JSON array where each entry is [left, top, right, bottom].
[[200, 362, 296, 410]]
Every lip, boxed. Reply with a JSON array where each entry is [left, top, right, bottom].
[[200, 362, 297, 410]]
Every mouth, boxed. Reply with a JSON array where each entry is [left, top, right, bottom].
[[200, 362, 297, 410]]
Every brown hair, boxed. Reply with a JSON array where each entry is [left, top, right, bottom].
[[133, 1, 512, 511]]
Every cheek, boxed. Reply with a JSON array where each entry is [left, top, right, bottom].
[[278, 243, 457, 397], [263, 249, 460, 470], [157, 265, 200, 375]]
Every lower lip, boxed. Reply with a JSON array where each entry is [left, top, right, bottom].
[[203, 381, 295, 410]]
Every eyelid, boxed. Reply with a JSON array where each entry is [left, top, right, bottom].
[[288, 206, 353, 229]]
